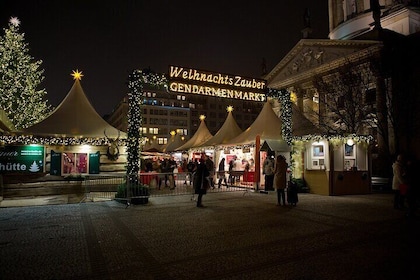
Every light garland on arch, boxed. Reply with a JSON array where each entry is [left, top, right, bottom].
[[127, 69, 168, 184], [268, 88, 292, 145]]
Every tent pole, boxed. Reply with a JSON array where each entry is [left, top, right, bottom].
[[254, 135, 261, 191]]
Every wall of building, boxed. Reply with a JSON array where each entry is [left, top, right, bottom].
[[304, 170, 330, 195]]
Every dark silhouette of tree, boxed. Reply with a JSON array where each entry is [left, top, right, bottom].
[[311, 58, 376, 136]]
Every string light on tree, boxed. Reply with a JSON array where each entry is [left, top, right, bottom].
[[0, 17, 51, 129]]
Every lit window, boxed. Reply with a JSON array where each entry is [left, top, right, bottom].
[[148, 127, 158, 134], [158, 138, 167, 145]]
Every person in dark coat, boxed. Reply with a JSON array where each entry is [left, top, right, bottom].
[[217, 158, 227, 188], [228, 159, 235, 186], [186, 160, 196, 185], [274, 155, 288, 205], [194, 157, 210, 207]]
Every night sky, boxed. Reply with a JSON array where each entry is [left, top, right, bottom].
[[1, 0, 329, 116]]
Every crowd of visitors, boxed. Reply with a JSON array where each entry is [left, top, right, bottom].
[[140, 151, 303, 208]]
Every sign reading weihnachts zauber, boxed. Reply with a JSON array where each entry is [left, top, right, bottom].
[[168, 65, 266, 102]]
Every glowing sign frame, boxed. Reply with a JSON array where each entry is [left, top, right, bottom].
[[168, 65, 267, 102]]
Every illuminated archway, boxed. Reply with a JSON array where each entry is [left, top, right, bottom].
[[127, 69, 168, 183]]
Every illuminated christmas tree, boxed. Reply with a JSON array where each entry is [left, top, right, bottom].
[[0, 17, 51, 129]]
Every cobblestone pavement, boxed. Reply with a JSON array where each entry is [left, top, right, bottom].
[[0, 191, 419, 280]]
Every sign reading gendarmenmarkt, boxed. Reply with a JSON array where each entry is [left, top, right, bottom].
[[168, 65, 266, 102]]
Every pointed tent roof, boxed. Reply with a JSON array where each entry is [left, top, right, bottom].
[[143, 140, 163, 153], [223, 101, 284, 146], [163, 133, 186, 152], [176, 116, 213, 151], [22, 78, 125, 139], [198, 108, 243, 147]]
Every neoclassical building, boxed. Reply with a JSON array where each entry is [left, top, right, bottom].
[[266, 0, 420, 177]]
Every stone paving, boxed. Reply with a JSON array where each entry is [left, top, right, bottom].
[[0, 191, 419, 280]]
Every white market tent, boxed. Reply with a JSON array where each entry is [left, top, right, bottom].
[[163, 132, 186, 152], [198, 108, 243, 147], [223, 101, 289, 151], [21, 78, 125, 139], [143, 140, 163, 153], [176, 117, 213, 151]]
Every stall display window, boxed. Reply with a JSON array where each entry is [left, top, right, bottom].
[[344, 143, 356, 170], [344, 143, 355, 158], [310, 143, 325, 169], [62, 152, 88, 175], [313, 145, 324, 157]]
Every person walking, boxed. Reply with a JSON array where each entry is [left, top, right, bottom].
[[228, 159, 235, 186], [217, 158, 227, 188], [194, 156, 210, 207], [168, 157, 177, 190], [186, 160, 196, 185], [263, 154, 275, 191], [392, 154, 406, 209], [204, 154, 215, 189], [274, 155, 288, 206]]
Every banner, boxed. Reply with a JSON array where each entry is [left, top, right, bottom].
[[0, 145, 44, 174]]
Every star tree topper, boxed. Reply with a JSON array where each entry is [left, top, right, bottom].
[[9, 17, 20, 27], [71, 69, 84, 80]]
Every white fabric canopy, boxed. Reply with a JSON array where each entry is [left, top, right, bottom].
[[198, 110, 242, 147], [223, 101, 284, 146], [163, 133, 186, 152], [21, 79, 126, 139], [176, 118, 212, 151]]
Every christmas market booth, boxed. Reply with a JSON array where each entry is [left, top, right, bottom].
[[292, 134, 372, 195], [178, 97, 373, 196], [0, 71, 127, 205], [217, 101, 292, 190]]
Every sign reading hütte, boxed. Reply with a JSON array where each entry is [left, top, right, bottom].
[[168, 65, 266, 102]]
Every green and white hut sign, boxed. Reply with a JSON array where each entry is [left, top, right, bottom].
[[0, 145, 44, 174]]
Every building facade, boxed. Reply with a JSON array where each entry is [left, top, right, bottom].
[[266, 0, 420, 177], [106, 83, 264, 150]]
